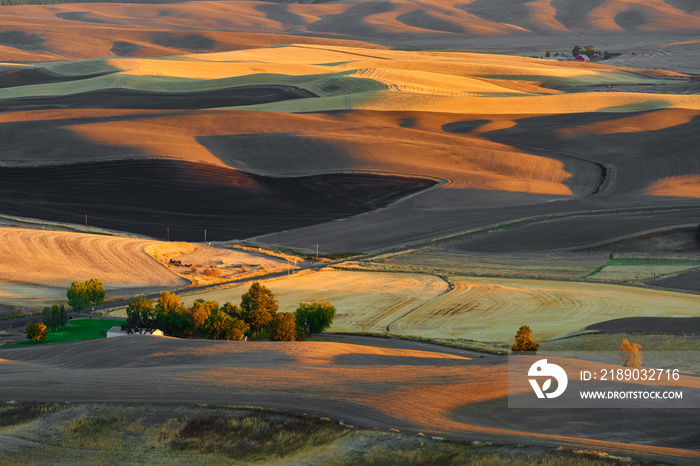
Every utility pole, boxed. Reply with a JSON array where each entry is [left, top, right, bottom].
[[85, 214, 87, 231], [317, 243, 319, 260], [167, 227, 169, 242], [204, 228, 207, 243]]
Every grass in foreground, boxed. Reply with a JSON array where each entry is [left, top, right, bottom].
[[6, 318, 125, 348], [0, 403, 648, 465]]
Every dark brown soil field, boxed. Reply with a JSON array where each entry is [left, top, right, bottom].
[[445, 208, 700, 253], [651, 270, 700, 292], [587, 317, 700, 334], [0, 68, 112, 89], [0, 86, 317, 111], [0, 159, 435, 241]]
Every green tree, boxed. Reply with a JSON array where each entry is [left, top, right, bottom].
[[86, 278, 105, 309], [294, 301, 336, 338], [154, 291, 192, 337], [584, 45, 596, 55], [512, 325, 539, 352], [66, 278, 105, 314], [26, 322, 47, 341], [620, 339, 642, 368], [122, 297, 156, 334], [545, 49, 550, 57], [572, 45, 582, 57], [270, 312, 297, 341], [240, 282, 278, 333], [42, 305, 55, 330], [203, 309, 249, 340], [42, 304, 67, 331], [67, 281, 90, 314], [59, 304, 68, 328], [222, 302, 244, 319]]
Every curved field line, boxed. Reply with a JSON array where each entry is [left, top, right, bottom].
[[0, 227, 188, 300], [180, 270, 700, 343]]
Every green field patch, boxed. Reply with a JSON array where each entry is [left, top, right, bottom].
[[480, 71, 667, 88], [598, 100, 672, 113], [7, 318, 125, 348]]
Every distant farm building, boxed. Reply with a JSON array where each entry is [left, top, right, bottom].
[[575, 54, 590, 62]]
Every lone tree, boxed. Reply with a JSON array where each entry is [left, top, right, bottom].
[[294, 301, 336, 338], [67, 278, 105, 314], [270, 312, 297, 341], [26, 322, 47, 341], [240, 282, 279, 334], [620, 338, 642, 368], [512, 325, 539, 352]]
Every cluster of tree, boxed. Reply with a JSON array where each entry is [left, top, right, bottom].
[[571, 45, 621, 60], [25, 278, 105, 341], [512, 325, 538, 352], [42, 304, 68, 331], [122, 282, 336, 342], [67, 278, 105, 314]]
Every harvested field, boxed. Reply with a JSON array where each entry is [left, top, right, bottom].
[[0, 159, 435, 242], [0, 227, 187, 304], [146, 242, 292, 286], [0, 1, 698, 62], [0, 44, 698, 250], [181, 270, 700, 342], [181, 270, 448, 322], [0, 337, 699, 464], [370, 247, 610, 280]]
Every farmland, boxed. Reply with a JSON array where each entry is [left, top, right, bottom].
[[177, 269, 700, 343], [1, 0, 699, 463]]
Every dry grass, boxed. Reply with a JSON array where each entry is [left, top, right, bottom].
[[147, 242, 291, 286], [0, 403, 642, 465]]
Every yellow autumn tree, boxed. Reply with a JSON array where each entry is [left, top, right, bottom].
[[620, 339, 642, 368]]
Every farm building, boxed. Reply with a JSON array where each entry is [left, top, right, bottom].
[[575, 54, 590, 62]]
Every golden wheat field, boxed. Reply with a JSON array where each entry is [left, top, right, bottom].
[[179, 270, 700, 342]]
